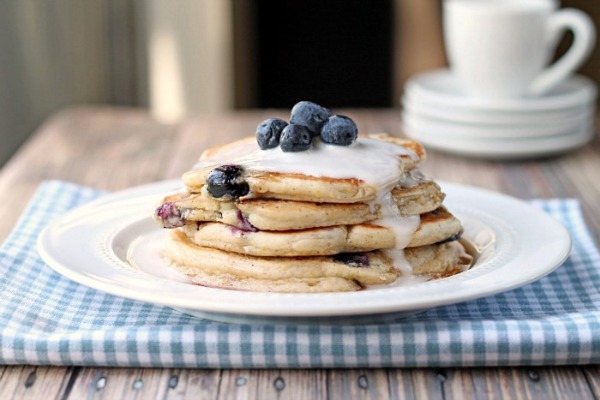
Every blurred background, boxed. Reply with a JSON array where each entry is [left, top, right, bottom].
[[0, 0, 598, 166]]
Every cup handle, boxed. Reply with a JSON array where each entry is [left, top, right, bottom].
[[528, 8, 596, 96]]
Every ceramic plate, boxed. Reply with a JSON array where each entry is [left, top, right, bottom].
[[37, 180, 571, 324], [401, 95, 594, 127], [402, 109, 593, 139], [403, 120, 594, 159], [405, 69, 597, 111]]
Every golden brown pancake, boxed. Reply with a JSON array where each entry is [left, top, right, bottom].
[[181, 134, 426, 203], [163, 229, 470, 293], [154, 179, 445, 230], [178, 206, 462, 257]]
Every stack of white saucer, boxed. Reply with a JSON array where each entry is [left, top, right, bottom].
[[401, 69, 597, 159]]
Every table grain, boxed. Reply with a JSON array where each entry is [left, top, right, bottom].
[[0, 107, 598, 399]]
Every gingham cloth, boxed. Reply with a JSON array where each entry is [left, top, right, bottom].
[[0, 181, 598, 368]]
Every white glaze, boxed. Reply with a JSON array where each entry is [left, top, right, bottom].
[[196, 138, 417, 195], [373, 191, 422, 275], [377, 192, 420, 247], [398, 168, 430, 188]]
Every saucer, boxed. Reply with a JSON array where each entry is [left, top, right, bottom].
[[403, 121, 595, 159], [402, 95, 594, 126], [404, 69, 597, 111], [403, 109, 595, 139]]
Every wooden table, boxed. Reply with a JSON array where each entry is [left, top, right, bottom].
[[0, 107, 598, 399]]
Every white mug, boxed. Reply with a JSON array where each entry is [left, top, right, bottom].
[[443, 0, 596, 99]]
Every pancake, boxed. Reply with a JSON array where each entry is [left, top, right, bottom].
[[155, 191, 379, 230], [179, 206, 462, 257], [408, 207, 464, 248], [181, 134, 426, 203], [164, 229, 398, 292], [163, 229, 470, 293], [154, 179, 445, 230], [180, 222, 395, 257], [406, 241, 472, 277], [392, 180, 446, 217]]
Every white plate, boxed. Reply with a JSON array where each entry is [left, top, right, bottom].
[[37, 180, 571, 324], [402, 95, 594, 126], [402, 109, 593, 139], [405, 69, 597, 111], [403, 120, 595, 159]]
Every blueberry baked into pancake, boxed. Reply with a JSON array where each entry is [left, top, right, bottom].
[[154, 101, 472, 293]]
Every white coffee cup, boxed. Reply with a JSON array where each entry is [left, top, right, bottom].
[[443, 0, 596, 99]]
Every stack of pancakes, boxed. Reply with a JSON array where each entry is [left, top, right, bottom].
[[154, 133, 471, 293]]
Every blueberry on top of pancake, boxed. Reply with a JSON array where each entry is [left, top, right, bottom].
[[206, 165, 249, 200]]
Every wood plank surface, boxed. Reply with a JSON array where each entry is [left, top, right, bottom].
[[0, 107, 598, 400]]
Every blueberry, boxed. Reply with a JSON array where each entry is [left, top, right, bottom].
[[290, 101, 332, 136], [155, 203, 184, 228], [436, 231, 463, 245], [206, 164, 249, 199], [279, 124, 312, 152], [333, 253, 370, 267], [320, 115, 358, 146], [236, 210, 258, 232], [256, 118, 288, 150]]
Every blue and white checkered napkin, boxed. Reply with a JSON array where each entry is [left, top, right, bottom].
[[0, 181, 599, 368]]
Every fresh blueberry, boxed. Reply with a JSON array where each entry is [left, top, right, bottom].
[[436, 231, 463, 245], [289, 101, 332, 136], [279, 124, 312, 152], [236, 210, 258, 232], [256, 118, 288, 150], [155, 203, 184, 228], [320, 115, 358, 146], [333, 252, 370, 267], [206, 164, 249, 199]]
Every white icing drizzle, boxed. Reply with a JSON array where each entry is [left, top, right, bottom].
[[195, 138, 417, 195], [372, 192, 420, 275], [398, 168, 430, 188]]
